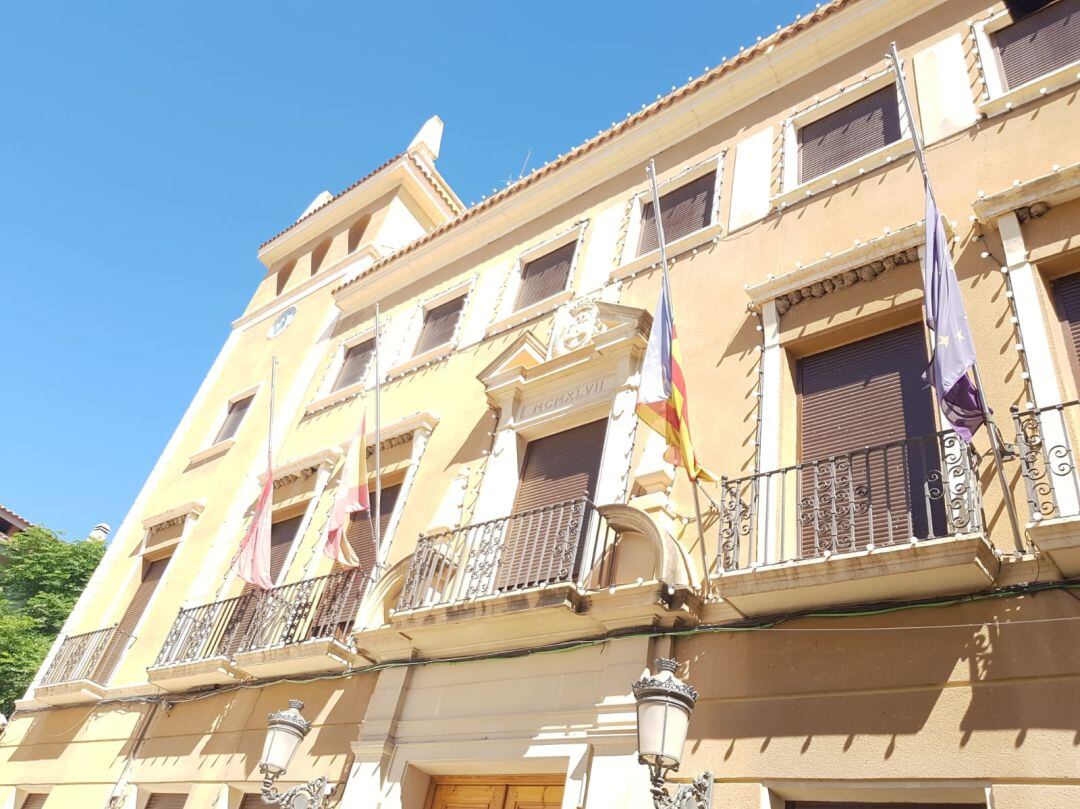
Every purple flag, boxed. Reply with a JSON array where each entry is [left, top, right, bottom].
[[923, 179, 985, 442]]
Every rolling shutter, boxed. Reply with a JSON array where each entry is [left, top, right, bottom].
[[268, 515, 304, 583], [332, 339, 374, 391], [1052, 271, 1080, 379], [514, 242, 576, 311], [144, 795, 188, 809], [637, 172, 715, 255], [798, 324, 941, 555], [342, 483, 402, 573], [798, 85, 902, 184], [415, 297, 465, 355], [95, 555, 172, 683], [787, 803, 983, 809], [238, 797, 266, 809], [993, 0, 1080, 90], [214, 395, 254, 443], [19, 795, 48, 809], [495, 419, 607, 590]]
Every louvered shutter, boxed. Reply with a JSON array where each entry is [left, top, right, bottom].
[[214, 396, 254, 444], [144, 795, 188, 809], [341, 483, 401, 573], [637, 173, 715, 255], [797, 324, 941, 556], [221, 516, 304, 655], [993, 0, 1080, 89], [798, 85, 902, 184], [94, 555, 172, 683], [332, 339, 374, 391], [495, 419, 608, 590], [1053, 273, 1080, 380], [238, 796, 266, 809], [415, 297, 465, 355], [514, 242, 576, 311], [19, 795, 48, 809]]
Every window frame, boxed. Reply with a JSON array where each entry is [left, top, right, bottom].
[[972, 2, 1080, 117], [776, 66, 913, 207], [189, 385, 260, 465], [385, 280, 475, 381], [621, 154, 724, 266], [330, 332, 376, 393]]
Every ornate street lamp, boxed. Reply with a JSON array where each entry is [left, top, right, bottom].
[[632, 659, 713, 809], [259, 700, 330, 808]]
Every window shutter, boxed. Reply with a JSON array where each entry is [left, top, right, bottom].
[[341, 483, 402, 573], [637, 172, 715, 255], [268, 515, 304, 583], [19, 795, 48, 809], [514, 242, 576, 311], [214, 396, 254, 444], [787, 803, 984, 809], [332, 339, 374, 391], [797, 324, 940, 555], [993, 0, 1080, 90], [798, 85, 902, 184], [94, 555, 172, 683], [415, 297, 466, 355], [238, 796, 267, 809], [144, 796, 188, 809], [495, 419, 608, 590], [1053, 271, 1080, 375]]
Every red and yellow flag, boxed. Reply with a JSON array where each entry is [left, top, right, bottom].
[[324, 412, 370, 568], [636, 274, 715, 483]]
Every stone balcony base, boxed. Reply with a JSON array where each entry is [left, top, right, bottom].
[[1027, 515, 1080, 576], [710, 534, 1000, 617], [147, 655, 242, 691], [232, 638, 357, 679], [34, 679, 108, 706]]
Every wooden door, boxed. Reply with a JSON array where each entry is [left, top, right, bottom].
[[427, 778, 563, 809]]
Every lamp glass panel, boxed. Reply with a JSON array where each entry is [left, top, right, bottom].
[[636, 698, 689, 767], [261, 724, 302, 774]]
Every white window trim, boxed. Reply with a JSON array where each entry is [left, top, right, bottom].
[[972, 7, 1080, 118], [189, 383, 261, 465], [305, 325, 378, 415], [487, 221, 589, 336], [775, 66, 914, 208], [619, 152, 724, 268], [388, 279, 475, 380]]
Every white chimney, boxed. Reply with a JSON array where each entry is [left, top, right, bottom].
[[89, 522, 111, 542]]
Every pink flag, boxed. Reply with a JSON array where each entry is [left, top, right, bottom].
[[235, 464, 274, 589], [324, 412, 370, 568]]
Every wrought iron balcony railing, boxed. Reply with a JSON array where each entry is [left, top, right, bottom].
[[1011, 400, 1080, 522], [716, 428, 983, 571], [40, 625, 131, 687], [155, 569, 368, 668], [397, 496, 620, 612]]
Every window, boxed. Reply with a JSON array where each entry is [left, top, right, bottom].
[[214, 395, 253, 444], [514, 242, 576, 311], [414, 296, 465, 355], [341, 483, 402, 572], [332, 339, 374, 392], [798, 84, 901, 184], [144, 796, 188, 809], [1052, 271, 1080, 381], [496, 419, 608, 590], [19, 795, 48, 809], [637, 172, 715, 255], [992, 0, 1080, 90], [786, 803, 984, 808], [797, 325, 941, 555], [94, 554, 173, 684]]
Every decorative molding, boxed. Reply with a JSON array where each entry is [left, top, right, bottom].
[[259, 448, 342, 486], [141, 501, 205, 533], [973, 161, 1080, 224]]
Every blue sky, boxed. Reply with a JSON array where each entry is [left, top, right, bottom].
[[1, 1, 810, 539]]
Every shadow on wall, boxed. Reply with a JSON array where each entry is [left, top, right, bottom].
[[675, 590, 1080, 761]]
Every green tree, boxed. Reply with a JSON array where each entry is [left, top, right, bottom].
[[0, 526, 105, 714]]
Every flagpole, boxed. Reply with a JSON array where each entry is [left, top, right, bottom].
[[888, 43, 1024, 553], [646, 159, 712, 596], [374, 302, 383, 570]]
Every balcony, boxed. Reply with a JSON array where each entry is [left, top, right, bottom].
[[35, 626, 129, 705], [712, 429, 999, 616], [149, 569, 368, 690], [369, 496, 695, 659], [1011, 400, 1080, 574]]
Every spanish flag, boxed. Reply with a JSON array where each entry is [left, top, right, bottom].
[[637, 273, 715, 482], [324, 411, 369, 568]]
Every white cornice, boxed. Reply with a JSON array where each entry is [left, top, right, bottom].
[[973, 161, 1080, 225]]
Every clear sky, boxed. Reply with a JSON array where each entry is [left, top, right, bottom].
[[1, 1, 811, 540]]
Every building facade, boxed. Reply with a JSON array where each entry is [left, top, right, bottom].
[[4, 0, 1080, 806]]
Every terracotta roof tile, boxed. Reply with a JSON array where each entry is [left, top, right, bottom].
[[331, 0, 859, 297], [0, 503, 31, 530]]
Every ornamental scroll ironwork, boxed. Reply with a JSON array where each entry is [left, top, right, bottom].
[[715, 428, 983, 571], [1011, 402, 1080, 522]]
